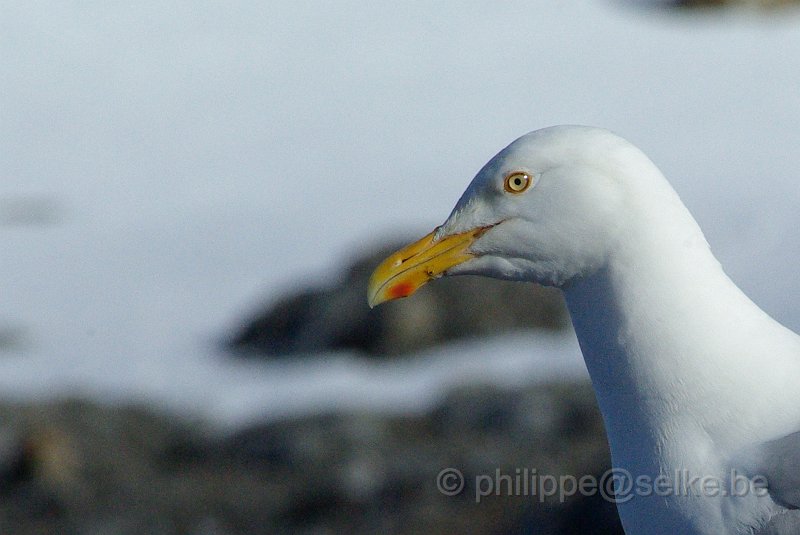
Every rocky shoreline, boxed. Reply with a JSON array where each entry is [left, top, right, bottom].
[[0, 380, 622, 534]]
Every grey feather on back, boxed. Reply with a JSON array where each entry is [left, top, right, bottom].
[[731, 430, 800, 533], [753, 430, 800, 511]]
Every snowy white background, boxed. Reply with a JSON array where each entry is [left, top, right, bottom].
[[1, 1, 799, 427]]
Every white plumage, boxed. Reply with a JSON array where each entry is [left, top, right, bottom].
[[369, 126, 800, 534]]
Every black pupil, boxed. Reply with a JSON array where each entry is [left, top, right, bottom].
[[514, 177, 522, 187]]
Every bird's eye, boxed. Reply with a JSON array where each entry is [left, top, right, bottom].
[[504, 172, 531, 194]]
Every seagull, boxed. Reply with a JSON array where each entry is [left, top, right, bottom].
[[367, 126, 800, 535]]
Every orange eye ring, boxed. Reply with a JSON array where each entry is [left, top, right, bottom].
[[504, 172, 532, 193]]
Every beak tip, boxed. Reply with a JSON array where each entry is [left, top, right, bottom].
[[367, 288, 391, 309], [367, 279, 384, 309]]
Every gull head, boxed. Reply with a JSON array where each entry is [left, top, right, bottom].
[[368, 125, 657, 307]]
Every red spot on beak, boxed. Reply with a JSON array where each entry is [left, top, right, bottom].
[[388, 282, 414, 300]]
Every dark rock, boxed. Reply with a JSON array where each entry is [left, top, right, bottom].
[[0, 379, 624, 534], [227, 237, 570, 357], [672, 0, 799, 8], [0, 429, 31, 493], [627, 0, 800, 10]]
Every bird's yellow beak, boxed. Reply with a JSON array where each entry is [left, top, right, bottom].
[[367, 225, 492, 308]]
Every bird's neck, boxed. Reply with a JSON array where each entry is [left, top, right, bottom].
[[561, 193, 800, 459]]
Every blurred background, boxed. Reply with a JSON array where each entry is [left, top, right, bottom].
[[2, 1, 799, 533]]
